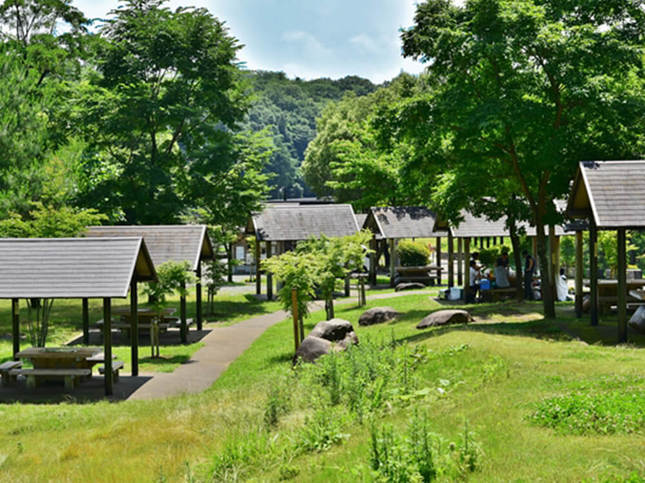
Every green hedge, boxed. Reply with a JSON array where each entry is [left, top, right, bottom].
[[397, 240, 430, 266]]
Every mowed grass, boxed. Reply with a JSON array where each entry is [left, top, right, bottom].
[[0, 292, 643, 481]]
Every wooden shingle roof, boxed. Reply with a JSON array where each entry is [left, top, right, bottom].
[[355, 214, 368, 230], [0, 238, 155, 299], [365, 207, 446, 240], [568, 160, 645, 228], [85, 225, 213, 272], [250, 205, 360, 242]]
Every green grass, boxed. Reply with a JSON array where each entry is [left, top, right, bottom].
[[111, 342, 205, 373], [0, 293, 644, 481]]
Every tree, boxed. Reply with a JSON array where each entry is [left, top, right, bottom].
[[77, 0, 247, 223], [401, 0, 645, 317]]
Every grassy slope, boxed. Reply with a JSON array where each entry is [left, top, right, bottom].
[[0, 293, 642, 481]]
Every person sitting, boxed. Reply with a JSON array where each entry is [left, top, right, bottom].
[[494, 252, 511, 288], [556, 267, 573, 301], [468, 259, 481, 302]]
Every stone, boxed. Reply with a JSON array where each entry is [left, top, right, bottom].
[[294, 336, 332, 363], [358, 306, 401, 326], [416, 309, 473, 329], [628, 305, 645, 333], [337, 331, 359, 349], [395, 282, 426, 292], [310, 318, 354, 342]]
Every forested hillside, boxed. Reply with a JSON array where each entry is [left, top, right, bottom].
[[243, 71, 376, 198]]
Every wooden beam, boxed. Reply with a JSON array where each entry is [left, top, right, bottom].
[[255, 237, 261, 295], [435, 237, 442, 285], [103, 298, 113, 396], [196, 260, 203, 331], [617, 228, 627, 343], [12, 298, 19, 360], [457, 237, 463, 286], [464, 238, 471, 301], [180, 281, 187, 343], [590, 221, 599, 326], [266, 241, 273, 300], [389, 239, 396, 287], [82, 298, 90, 345], [447, 233, 454, 288], [130, 277, 139, 376], [575, 231, 583, 318]]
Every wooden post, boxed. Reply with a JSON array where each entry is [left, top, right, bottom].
[[617, 228, 627, 343], [457, 237, 463, 286], [180, 281, 187, 343], [291, 288, 299, 352], [479, 237, 484, 249], [12, 298, 19, 360], [463, 238, 471, 301], [389, 239, 396, 287], [548, 225, 557, 291], [435, 236, 442, 285], [130, 277, 139, 377], [103, 298, 113, 396], [590, 221, 599, 326], [82, 298, 90, 345], [368, 236, 377, 286], [575, 231, 584, 318], [447, 233, 454, 288], [360, 277, 366, 306], [344, 277, 350, 297], [196, 260, 203, 331], [485, 237, 490, 248], [266, 241, 273, 300], [255, 237, 261, 295], [227, 243, 233, 283], [532, 236, 539, 271]]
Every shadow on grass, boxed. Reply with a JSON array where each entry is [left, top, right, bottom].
[[206, 294, 281, 323]]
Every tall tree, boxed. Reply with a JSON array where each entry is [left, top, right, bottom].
[[77, 0, 247, 223], [401, 0, 645, 317]]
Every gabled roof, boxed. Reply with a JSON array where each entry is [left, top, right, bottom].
[[435, 211, 570, 238], [0, 238, 156, 299], [365, 207, 446, 240], [355, 213, 368, 230], [567, 160, 645, 229], [249, 205, 360, 242], [85, 225, 213, 272]]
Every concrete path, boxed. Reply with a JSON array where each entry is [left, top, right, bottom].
[[127, 290, 430, 400]]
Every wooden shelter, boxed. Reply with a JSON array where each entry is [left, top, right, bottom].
[[86, 225, 214, 342], [567, 160, 645, 342], [363, 207, 447, 286], [247, 204, 360, 298], [0, 237, 156, 395]]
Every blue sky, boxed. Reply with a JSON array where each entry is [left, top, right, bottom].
[[75, 0, 425, 83]]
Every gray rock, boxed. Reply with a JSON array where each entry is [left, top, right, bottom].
[[629, 305, 645, 333], [395, 282, 426, 292], [294, 336, 332, 363], [310, 318, 354, 342], [337, 331, 359, 349], [358, 306, 401, 326], [417, 309, 473, 329]]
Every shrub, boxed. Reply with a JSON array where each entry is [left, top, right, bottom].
[[397, 240, 430, 266], [529, 391, 645, 435]]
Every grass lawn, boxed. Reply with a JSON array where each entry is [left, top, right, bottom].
[[0, 292, 643, 481]]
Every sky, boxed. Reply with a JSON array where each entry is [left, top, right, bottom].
[[74, 0, 426, 84]]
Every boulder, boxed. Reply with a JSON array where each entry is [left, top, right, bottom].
[[417, 309, 473, 329], [295, 336, 332, 363], [629, 306, 645, 333], [310, 318, 354, 342], [395, 282, 426, 292], [358, 306, 401, 326], [337, 331, 359, 350]]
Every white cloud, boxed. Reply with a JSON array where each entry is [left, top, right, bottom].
[[282, 30, 332, 58], [349, 33, 379, 54]]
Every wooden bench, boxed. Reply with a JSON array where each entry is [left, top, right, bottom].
[[483, 287, 517, 302], [98, 360, 125, 382], [10, 368, 91, 390], [0, 360, 22, 386]]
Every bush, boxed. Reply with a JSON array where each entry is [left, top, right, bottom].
[[397, 240, 430, 266]]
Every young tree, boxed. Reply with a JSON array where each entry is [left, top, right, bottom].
[[401, 0, 645, 317], [77, 0, 248, 223]]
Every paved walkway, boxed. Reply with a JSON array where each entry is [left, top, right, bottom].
[[127, 290, 429, 400]]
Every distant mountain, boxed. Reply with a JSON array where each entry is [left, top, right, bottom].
[[242, 71, 377, 198]]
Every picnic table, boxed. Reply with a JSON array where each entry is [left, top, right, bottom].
[[11, 347, 106, 390], [584, 279, 645, 313]]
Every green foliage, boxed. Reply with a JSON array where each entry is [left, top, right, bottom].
[[397, 240, 430, 267], [0, 202, 106, 238], [296, 409, 349, 453], [144, 261, 196, 307], [370, 414, 481, 481], [529, 391, 645, 435], [263, 378, 291, 428]]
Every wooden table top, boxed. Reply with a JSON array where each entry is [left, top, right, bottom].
[[16, 347, 103, 360], [112, 307, 176, 316]]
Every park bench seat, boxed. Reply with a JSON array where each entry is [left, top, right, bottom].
[[98, 360, 125, 382], [0, 360, 22, 386], [10, 368, 91, 390]]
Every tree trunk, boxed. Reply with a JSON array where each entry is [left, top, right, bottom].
[[508, 220, 523, 301], [325, 297, 334, 320], [227, 243, 233, 283], [535, 223, 556, 318]]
